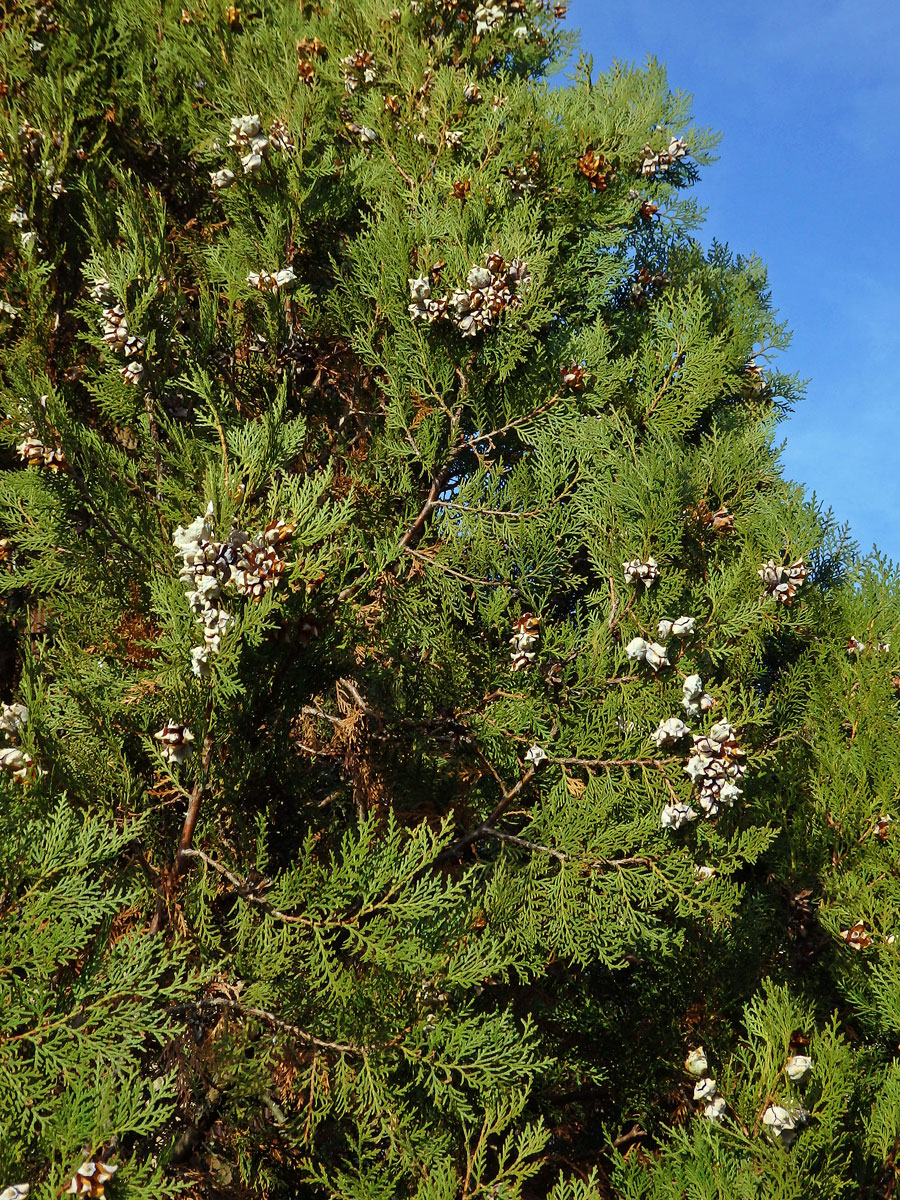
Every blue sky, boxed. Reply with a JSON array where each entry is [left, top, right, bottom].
[[567, 0, 900, 560]]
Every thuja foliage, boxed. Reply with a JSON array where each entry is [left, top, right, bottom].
[[2, 1, 900, 1197]]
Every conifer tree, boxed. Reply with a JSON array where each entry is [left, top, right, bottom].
[[2, 1, 900, 1198]]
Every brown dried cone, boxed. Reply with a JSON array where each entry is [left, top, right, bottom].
[[509, 612, 540, 670], [345, 48, 374, 70], [840, 921, 870, 950], [340, 48, 376, 92], [17, 431, 67, 471], [788, 1028, 811, 1056], [269, 118, 294, 152], [560, 362, 586, 390], [42, 447, 68, 470], [542, 661, 565, 692], [19, 121, 43, 156], [297, 58, 316, 83], [576, 149, 610, 191], [66, 1161, 118, 1198], [16, 435, 49, 467], [102, 303, 128, 348], [262, 519, 295, 546], [777, 885, 830, 968], [511, 612, 540, 638], [685, 500, 734, 537], [623, 557, 659, 587], [154, 721, 195, 764], [296, 616, 322, 644], [240, 544, 286, 599], [630, 267, 669, 305], [745, 359, 767, 389], [506, 151, 540, 198], [758, 558, 807, 604], [873, 815, 893, 840], [296, 36, 325, 57]]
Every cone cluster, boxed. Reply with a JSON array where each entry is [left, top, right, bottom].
[[17, 427, 66, 470], [173, 504, 294, 677], [639, 137, 689, 177], [409, 254, 530, 337], [684, 720, 746, 818], [576, 149, 610, 191], [474, 1, 527, 34], [88, 276, 148, 386], [681, 673, 714, 717], [762, 1103, 808, 1148], [212, 113, 295, 178], [247, 266, 296, 292], [684, 1048, 726, 1122], [625, 637, 669, 671], [340, 49, 377, 93]]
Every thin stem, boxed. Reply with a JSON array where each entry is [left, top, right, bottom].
[[403, 546, 511, 589], [149, 701, 214, 934], [480, 828, 566, 863], [180, 848, 314, 927], [441, 721, 559, 859], [165, 998, 362, 1055]]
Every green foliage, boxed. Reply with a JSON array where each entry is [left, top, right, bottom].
[[0, 801, 194, 1199], [1, 0, 899, 1197]]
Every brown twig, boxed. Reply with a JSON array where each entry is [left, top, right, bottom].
[[301, 704, 342, 725], [643, 346, 684, 425], [68, 463, 152, 568], [397, 424, 460, 552], [402, 545, 512, 589], [380, 142, 417, 188], [432, 477, 577, 521], [551, 754, 681, 769], [149, 704, 214, 935], [441, 720, 559, 858], [479, 828, 566, 863], [396, 389, 571, 553], [179, 848, 314, 926], [337, 677, 376, 716], [477, 828, 652, 872], [166, 998, 361, 1055], [468, 391, 566, 449]]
